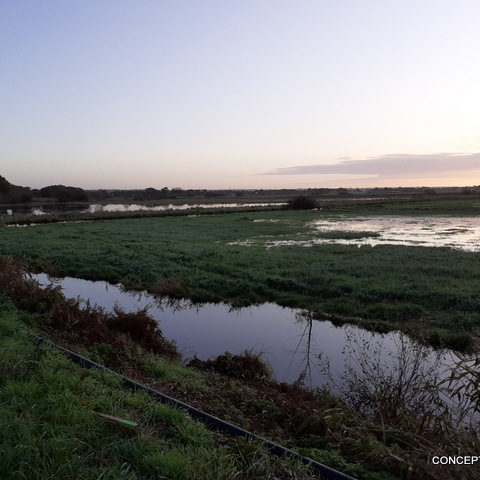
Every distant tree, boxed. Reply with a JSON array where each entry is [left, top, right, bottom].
[[88, 189, 111, 201], [0, 176, 10, 195], [40, 185, 88, 203], [144, 187, 158, 200], [0, 175, 33, 204], [205, 191, 223, 197], [286, 195, 318, 210]]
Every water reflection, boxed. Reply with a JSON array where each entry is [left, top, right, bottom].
[[328, 328, 445, 416], [32, 273, 456, 397], [290, 311, 317, 385], [85, 202, 286, 213], [310, 216, 480, 252], [235, 216, 480, 252], [2, 202, 286, 217], [5, 204, 88, 215]]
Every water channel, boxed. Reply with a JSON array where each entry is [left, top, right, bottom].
[[33, 273, 456, 396]]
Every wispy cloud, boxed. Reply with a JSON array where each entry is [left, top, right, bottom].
[[263, 153, 480, 177]]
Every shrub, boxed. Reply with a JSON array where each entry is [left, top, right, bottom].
[[188, 350, 271, 382], [286, 195, 318, 210]]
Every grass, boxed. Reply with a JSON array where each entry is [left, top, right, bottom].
[[142, 354, 207, 392], [1, 195, 480, 348], [314, 230, 380, 239], [0, 296, 322, 480], [2, 261, 480, 479]]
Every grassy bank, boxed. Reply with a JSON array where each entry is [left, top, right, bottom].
[[2, 256, 480, 479], [0, 298, 323, 479], [1, 197, 479, 348], [0, 259, 389, 479]]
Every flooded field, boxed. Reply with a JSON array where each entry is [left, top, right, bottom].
[[312, 216, 480, 251], [85, 202, 286, 213], [235, 215, 480, 252], [3, 207, 479, 352], [33, 273, 456, 397], [4, 202, 286, 216]]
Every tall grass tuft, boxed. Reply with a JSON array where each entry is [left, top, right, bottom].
[[188, 350, 272, 382]]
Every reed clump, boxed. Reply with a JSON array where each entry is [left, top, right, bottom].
[[188, 350, 272, 382]]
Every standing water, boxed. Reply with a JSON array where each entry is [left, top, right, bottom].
[[32, 273, 457, 396]]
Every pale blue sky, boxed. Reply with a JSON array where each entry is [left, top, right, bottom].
[[1, 1, 479, 189]]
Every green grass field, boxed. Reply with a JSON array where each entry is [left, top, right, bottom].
[[1, 195, 479, 349]]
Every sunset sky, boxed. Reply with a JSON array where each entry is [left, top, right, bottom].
[[1, 1, 479, 189]]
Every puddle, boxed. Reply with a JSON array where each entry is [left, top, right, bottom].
[[316, 197, 391, 202], [6, 220, 89, 228], [32, 273, 460, 401], [6, 223, 40, 228], [31, 208, 46, 215], [310, 216, 480, 251], [232, 216, 480, 252]]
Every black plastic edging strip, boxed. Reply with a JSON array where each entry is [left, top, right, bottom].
[[28, 334, 356, 480]]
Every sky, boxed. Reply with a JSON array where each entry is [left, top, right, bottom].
[[1, 0, 479, 189]]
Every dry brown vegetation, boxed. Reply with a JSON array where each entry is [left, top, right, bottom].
[[0, 256, 178, 359], [188, 350, 272, 382]]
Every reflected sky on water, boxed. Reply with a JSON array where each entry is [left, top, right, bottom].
[[32, 273, 454, 394]]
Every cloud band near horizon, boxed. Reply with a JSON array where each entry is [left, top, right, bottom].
[[263, 153, 480, 177]]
